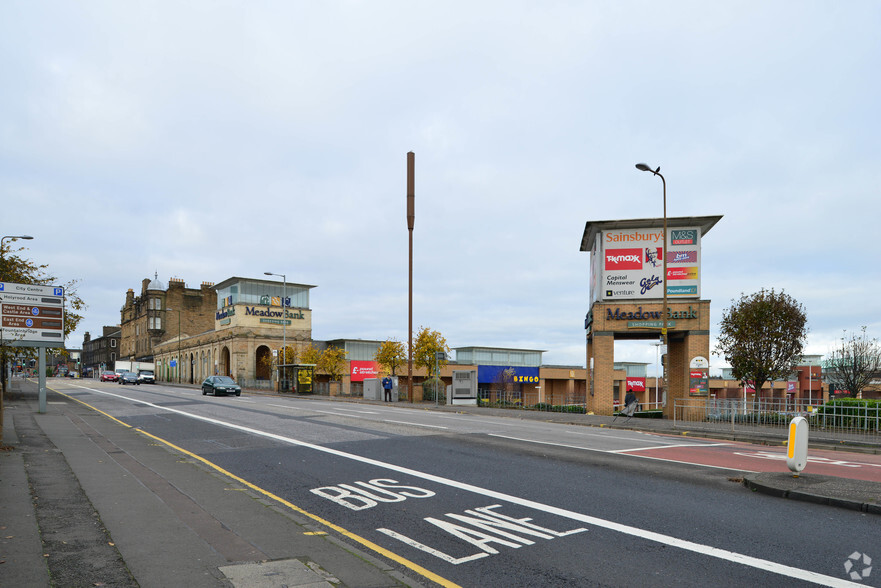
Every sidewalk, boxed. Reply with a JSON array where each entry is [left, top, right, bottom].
[[2, 380, 880, 587]]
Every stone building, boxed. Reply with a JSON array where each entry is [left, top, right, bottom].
[[153, 276, 315, 386], [119, 275, 216, 363], [82, 326, 121, 375]]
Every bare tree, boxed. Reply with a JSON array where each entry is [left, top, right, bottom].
[[825, 327, 881, 398]]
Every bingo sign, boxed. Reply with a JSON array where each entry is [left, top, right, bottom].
[[0, 282, 65, 346]]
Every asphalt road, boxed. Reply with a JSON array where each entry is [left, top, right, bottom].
[[56, 379, 881, 587]]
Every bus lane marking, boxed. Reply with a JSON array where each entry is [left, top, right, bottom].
[[377, 504, 586, 565], [69, 385, 864, 588], [310, 479, 587, 564]]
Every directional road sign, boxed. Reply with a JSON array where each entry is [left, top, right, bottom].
[[0, 282, 65, 347]]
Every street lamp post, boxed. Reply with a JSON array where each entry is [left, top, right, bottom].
[[1, 234, 34, 278], [166, 307, 181, 383], [264, 272, 287, 390], [636, 163, 667, 407]]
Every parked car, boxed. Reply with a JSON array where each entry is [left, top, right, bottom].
[[99, 371, 119, 382], [201, 376, 241, 397], [118, 371, 140, 385], [137, 370, 155, 384]]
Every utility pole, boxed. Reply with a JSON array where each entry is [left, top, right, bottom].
[[407, 151, 415, 403]]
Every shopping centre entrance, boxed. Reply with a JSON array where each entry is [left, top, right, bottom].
[[580, 215, 722, 417]]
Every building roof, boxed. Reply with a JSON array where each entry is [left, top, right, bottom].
[[213, 276, 317, 291], [579, 215, 723, 252]]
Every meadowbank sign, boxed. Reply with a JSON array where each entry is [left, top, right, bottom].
[[606, 306, 698, 321], [216, 306, 305, 321]]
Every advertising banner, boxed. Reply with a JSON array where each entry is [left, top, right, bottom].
[[597, 227, 701, 301], [625, 377, 646, 392], [689, 369, 708, 396], [350, 360, 379, 382]]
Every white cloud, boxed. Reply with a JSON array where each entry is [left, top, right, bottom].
[[1, 1, 878, 367]]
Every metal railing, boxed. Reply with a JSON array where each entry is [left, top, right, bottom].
[[673, 398, 881, 442], [477, 388, 588, 414]]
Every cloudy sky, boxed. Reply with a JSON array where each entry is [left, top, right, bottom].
[[2, 1, 879, 373]]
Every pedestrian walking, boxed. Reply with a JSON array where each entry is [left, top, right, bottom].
[[614, 388, 638, 422]]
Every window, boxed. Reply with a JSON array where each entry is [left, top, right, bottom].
[[111, 339, 116, 348]]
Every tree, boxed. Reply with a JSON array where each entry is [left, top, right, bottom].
[[0, 238, 86, 389], [825, 327, 881, 398], [374, 339, 406, 376], [412, 326, 450, 378], [716, 288, 808, 402], [318, 346, 348, 382], [300, 344, 321, 366]]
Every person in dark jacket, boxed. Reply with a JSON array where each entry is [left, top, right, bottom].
[[615, 388, 638, 422]]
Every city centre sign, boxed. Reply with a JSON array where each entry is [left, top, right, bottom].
[[0, 282, 65, 347]]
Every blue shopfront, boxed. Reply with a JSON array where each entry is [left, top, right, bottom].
[[477, 365, 540, 404]]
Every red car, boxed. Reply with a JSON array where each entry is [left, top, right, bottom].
[[99, 371, 119, 382]]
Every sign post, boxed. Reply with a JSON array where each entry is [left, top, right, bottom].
[[0, 282, 65, 413]]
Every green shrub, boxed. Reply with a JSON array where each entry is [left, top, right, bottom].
[[421, 377, 445, 403], [814, 399, 880, 431]]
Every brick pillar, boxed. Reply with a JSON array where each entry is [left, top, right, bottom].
[[663, 330, 710, 419], [587, 333, 615, 415]]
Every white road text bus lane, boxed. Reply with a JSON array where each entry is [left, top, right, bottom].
[[309, 478, 587, 565]]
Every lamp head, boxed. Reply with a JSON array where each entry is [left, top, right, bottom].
[[635, 163, 660, 174]]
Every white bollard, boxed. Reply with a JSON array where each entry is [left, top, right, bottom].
[[786, 416, 809, 476]]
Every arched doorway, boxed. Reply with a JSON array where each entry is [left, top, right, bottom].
[[255, 345, 271, 381], [220, 347, 231, 377]]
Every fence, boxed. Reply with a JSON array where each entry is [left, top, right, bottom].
[[477, 388, 588, 414], [237, 378, 274, 391], [673, 398, 881, 442]]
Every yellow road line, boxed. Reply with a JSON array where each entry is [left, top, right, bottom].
[[52, 387, 461, 588]]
